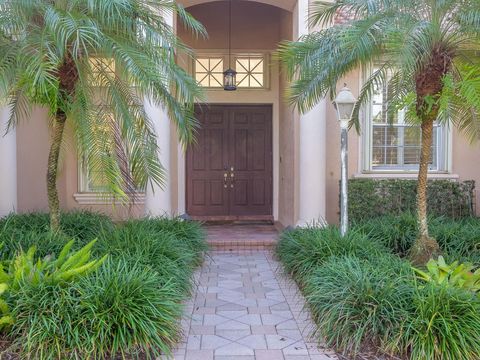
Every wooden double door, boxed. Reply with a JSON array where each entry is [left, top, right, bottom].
[[186, 105, 273, 220]]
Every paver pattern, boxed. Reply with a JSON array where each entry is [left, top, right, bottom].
[[166, 251, 338, 360]]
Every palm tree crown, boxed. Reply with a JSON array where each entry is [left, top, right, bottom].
[[279, 0, 480, 263], [0, 0, 205, 229]]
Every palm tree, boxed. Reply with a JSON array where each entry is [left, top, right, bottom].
[[278, 0, 480, 264], [0, 0, 205, 231]]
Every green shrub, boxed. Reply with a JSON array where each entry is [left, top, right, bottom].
[[0, 283, 13, 330], [389, 284, 480, 360], [10, 259, 183, 359], [304, 255, 414, 356], [276, 226, 388, 284], [10, 283, 81, 359], [348, 179, 475, 222], [353, 212, 421, 256], [0, 211, 114, 259]]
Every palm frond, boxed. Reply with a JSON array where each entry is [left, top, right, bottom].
[[0, 0, 205, 197]]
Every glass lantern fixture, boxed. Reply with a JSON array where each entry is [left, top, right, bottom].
[[223, 68, 237, 91], [333, 85, 357, 127]]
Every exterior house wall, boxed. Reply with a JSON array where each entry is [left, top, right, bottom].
[[8, 0, 480, 225]]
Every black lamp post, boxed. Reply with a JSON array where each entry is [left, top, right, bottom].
[[224, 0, 237, 91]]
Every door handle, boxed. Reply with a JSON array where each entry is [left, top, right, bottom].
[[224, 172, 228, 188]]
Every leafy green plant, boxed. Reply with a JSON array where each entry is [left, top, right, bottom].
[[353, 212, 420, 257], [413, 256, 480, 293], [389, 284, 480, 360], [276, 226, 388, 284], [0, 283, 13, 330], [0, 239, 107, 289], [304, 255, 414, 356], [431, 218, 480, 265]]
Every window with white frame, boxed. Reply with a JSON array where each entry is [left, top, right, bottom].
[[194, 54, 267, 89], [80, 58, 141, 193], [363, 67, 449, 172], [80, 109, 115, 193]]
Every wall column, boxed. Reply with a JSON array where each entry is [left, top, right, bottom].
[[295, 0, 327, 225], [144, 9, 174, 217], [144, 101, 172, 217], [0, 107, 17, 217]]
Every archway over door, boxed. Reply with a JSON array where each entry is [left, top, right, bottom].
[[186, 105, 273, 221], [178, 0, 297, 12]]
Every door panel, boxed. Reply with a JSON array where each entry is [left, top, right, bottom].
[[228, 106, 272, 216], [186, 105, 272, 219], [186, 107, 229, 216]]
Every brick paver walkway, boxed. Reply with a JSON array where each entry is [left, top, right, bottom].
[[165, 251, 338, 360]]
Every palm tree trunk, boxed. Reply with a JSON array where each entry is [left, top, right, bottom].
[[410, 115, 440, 264], [47, 110, 67, 232]]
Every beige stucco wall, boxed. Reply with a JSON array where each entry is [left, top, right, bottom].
[[16, 107, 51, 213], [16, 109, 143, 220]]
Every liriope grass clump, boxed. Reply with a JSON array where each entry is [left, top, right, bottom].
[[304, 255, 414, 356], [353, 213, 480, 264], [139, 217, 208, 265], [0, 211, 115, 259], [431, 217, 480, 265], [97, 220, 196, 294], [10, 259, 183, 359], [77, 259, 184, 359], [352, 212, 420, 256], [276, 225, 388, 284], [390, 284, 480, 360]]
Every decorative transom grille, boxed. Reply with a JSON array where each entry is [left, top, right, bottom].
[[89, 57, 115, 87], [235, 57, 264, 88], [195, 58, 224, 87]]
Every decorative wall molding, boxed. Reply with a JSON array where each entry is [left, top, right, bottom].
[[73, 192, 145, 205]]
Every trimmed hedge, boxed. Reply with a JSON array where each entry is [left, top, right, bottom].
[[347, 179, 475, 223]]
